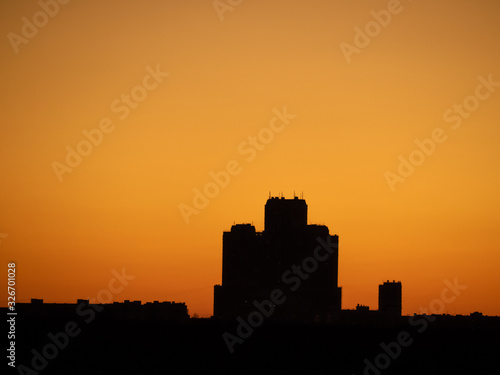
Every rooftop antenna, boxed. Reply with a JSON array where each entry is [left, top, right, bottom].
[[269, 191, 271, 199], [301, 191, 304, 199]]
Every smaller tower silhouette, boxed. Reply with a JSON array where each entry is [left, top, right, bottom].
[[379, 281, 402, 317]]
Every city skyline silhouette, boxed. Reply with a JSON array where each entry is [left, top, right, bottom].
[[2, 0, 500, 373], [214, 196, 404, 321], [4, 193, 497, 320], [4, 195, 499, 374]]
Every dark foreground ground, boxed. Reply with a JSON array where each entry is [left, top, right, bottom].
[[6, 314, 500, 375]]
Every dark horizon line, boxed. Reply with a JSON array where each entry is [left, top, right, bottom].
[[3, 298, 499, 318]]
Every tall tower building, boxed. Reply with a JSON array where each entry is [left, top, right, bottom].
[[214, 196, 341, 320]]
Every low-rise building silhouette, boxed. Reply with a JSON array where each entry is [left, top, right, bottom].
[[13, 298, 189, 321]]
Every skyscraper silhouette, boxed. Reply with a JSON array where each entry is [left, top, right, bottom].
[[214, 196, 341, 320]]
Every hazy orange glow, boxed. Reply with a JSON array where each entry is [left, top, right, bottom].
[[1, 0, 499, 317]]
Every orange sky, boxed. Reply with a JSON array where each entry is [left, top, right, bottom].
[[1, 0, 499, 317]]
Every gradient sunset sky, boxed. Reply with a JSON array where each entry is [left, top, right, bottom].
[[1, 0, 500, 317]]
